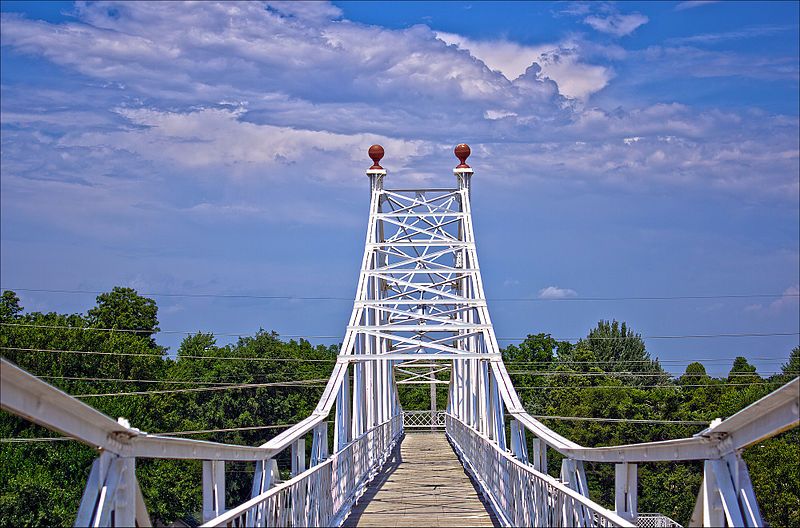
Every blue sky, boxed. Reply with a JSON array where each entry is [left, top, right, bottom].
[[1, 1, 798, 377]]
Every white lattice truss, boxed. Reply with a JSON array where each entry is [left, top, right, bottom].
[[1, 162, 798, 528]]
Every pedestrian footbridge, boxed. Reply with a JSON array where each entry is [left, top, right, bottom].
[[1, 144, 798, 527]]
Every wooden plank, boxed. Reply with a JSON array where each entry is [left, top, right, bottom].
[[343, 433, 499, 527]]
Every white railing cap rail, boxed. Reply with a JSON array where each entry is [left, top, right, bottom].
[[505, 376, 799, 463], [1, 359, 281, 461]]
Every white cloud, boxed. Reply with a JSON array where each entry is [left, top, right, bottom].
[[636, 45, 799, 82], [675, 1, 719, 12], [0, 0, 797, 204], [484, 109, 518, 120], [769, 285, 800, 312], [584, 13, 649, 37], [665, 25, 793, 45], [60, 106, 430, 182], [538, 286, 578, 299], [436, 31, 547, 81], [435, 32, 612, 100], [535, 46, 614, 100]]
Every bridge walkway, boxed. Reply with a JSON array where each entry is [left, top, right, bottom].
[[343, 432, 498, 528]]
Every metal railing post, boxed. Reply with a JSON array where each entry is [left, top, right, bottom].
[[291, 438, 306, 477], [202, 460, 225, 522], [615, 462, 638, 522]]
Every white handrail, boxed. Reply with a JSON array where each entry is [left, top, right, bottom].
[[201, 414, 403, 527], [492, 360, 799, 463], [1, 359, 279, 461], [445, 413, 634, 527]]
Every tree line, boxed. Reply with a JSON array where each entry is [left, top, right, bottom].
[[1, 288, 797, 527]]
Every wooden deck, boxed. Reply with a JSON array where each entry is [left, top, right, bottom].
[[343, 433, 499, 527]]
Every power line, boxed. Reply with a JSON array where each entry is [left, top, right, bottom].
[[4, 286, 798, 303], [503, 358, 788, 364], [0, 414, 718, 443], [503, 332, 800, 341], [507, 371, 794, 377], [14, 373, 793, 392], [514, 382, 789, 390], [72, 379, 329, 398], [155, 424, 296, 436], [0, 322, 339, 339], [527, 415, 710, 425], [1, 347, 337, 362], [0, 423, 300, 443], [1, 347, 793, 368], [39, 376, 240, 385], [2, 322, 797, 342], [2, 287, 353, 301]]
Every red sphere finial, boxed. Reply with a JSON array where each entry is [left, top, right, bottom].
[[368, 144, 385, 170], [454, 143, 471, 169]]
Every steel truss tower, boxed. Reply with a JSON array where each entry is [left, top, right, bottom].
[[322, 143, 517, 449]]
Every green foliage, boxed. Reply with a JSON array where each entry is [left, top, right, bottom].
[[1, 291, 797, 527], [566, 320, 669, 385], [743, 429, 800, 528], [0, 291, 22, 320], [0, 289, 335, 526]]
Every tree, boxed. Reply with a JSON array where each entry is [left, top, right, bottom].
[[729, 356, 758, 380], [781, 347, 799, 379], [680, 362, 709, 385], [576, 320, 668, 385], [87, 287, 159, 343], [0, 291, 22, 321], [502, 333, 559, 365]]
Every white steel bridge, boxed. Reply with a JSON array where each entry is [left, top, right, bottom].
[[1, 144, 798, 527]]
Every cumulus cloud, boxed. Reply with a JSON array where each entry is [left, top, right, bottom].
[[0, 0, 797, 211], [538, 286, 578, 299], [584, 13, 649, 37], [435, 32, 612, 100]]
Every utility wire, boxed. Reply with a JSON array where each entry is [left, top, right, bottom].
[[514, 382, 789, 389], [37, 370, 800, 385], [0, 322, 338, 339], [506, 371, 795, 377], [72, 379, 328, 398], [0, 415, 717, 443], [0, 347, 337, 362], [527, 415, 710, 425], [2, 323, 797, 342], [155, 424, 296, 436], [39, 376, 240, 385], [0, 423, 300, 443], [33, 372, 794, 386], [4, 286, 798, 303], [1, 347, 793, 367]]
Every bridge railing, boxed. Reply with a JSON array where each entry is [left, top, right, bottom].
[[202, 414, 402, 528], [445, 413, 634, 528], [402, 410, 445, 429], [0, 359, 405, 528], [486, 363, 799, 527]]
